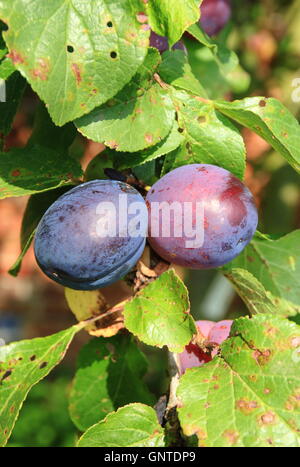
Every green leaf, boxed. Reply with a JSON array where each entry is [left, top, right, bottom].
[[215, 97, 300, 173], [76, 49, 175, 152], [187, 23, 239, 74], [224, 268, 300, 318], [124, 269, 196, 352], [9, 186, 73, 276], [0, 324, 83, 447], [0, 22, 15, 79], [0, 71, 26, 135], [132, 160, 158, 185], [0, 145, 82, 199], [113, 121, 184, 169], [28, 103, 77, 153], [158, 50, 207, 97], [77, 403, 165, 447], [0, 21, 6, 56], [69, 336, 155, 431], [0, 58, 15, 80], [84, 151, 114, 182], [177, 314, 300, 447], [162, 90, 246, 179], [0, 0, 149, 125], [223, 231, 300, 307], [8, 230, 36, 278], [145, 0, 200, 46]]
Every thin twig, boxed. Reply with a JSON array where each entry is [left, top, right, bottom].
[[166, 352, 181, 412], [164, 352, 185, 446], [78, 300, 129, 328]]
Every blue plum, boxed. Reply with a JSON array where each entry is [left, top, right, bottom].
[[34, 180, 148, 290], [200, 0, 231, 36], [146, 164, 258, 269]]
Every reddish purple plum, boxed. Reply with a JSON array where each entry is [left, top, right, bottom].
[[209, 320, 233, 345], [200, 0, 231, 36], [179, 319, 233, 374], [146, 164, 258, 269]]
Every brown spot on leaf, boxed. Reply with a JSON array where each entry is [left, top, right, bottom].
[[198, 116, 206, 124], [252, 349, 272, 365], [149, 94, 157, 104], [39, 361, 48, 369], [248, 374, 257, 382], [71, 63, 82, 85], [236, 399, 259, 414], [259, 99, 267, 107], [145, 133, 153, 144], [285, 390, 300, 410], [31, 58, 50, 81], [259, 411, 276, 425], [30, 355, 36, 361], [107, 140, 119, 150], [7, 50, 24, 64], [223, 429, 239, 445], [11, 169, 21, 177], [196, 428, 207, 440], [263, 326, 278, 337]]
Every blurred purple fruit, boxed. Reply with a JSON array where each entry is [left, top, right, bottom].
[[200, 0, 231, 36], [150, 31, 187, 55]]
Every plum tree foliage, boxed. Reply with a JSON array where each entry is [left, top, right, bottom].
[[0, 0, 300, 448]]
